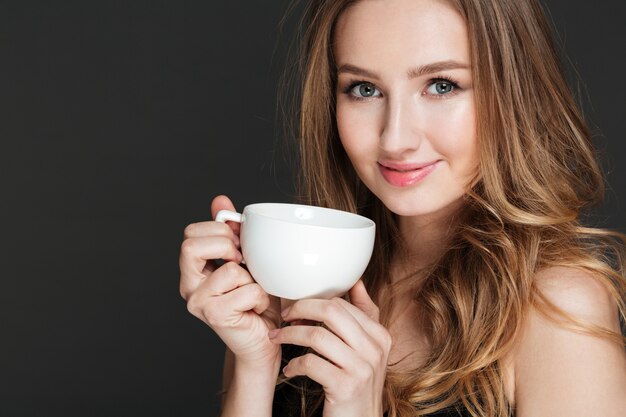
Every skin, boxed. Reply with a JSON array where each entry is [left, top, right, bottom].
[[179, 0, 626, 415], [334, 0, 478, 270], [332, 0, 480, 397], [180, 196, 282, 417]]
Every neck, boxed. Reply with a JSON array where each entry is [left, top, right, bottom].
[[392, 199, 464, 282]]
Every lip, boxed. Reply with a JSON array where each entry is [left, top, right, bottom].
[[377, 160, 439, 187]]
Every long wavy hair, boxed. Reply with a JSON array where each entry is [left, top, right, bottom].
[[277, 0, 626, 416]]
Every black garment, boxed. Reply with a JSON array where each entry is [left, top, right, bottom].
[[272, 378, 473, 417], [273, 346, 479, 417]]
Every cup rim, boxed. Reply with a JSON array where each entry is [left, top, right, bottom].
[[243, 202, 375, 230]]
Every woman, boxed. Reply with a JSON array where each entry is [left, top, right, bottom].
[[179, 0, 626, 415]]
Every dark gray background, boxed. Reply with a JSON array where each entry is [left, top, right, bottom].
[[1, 1, 624, 416]]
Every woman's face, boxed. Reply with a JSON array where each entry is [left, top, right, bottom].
[[334, 0, 478, 218]]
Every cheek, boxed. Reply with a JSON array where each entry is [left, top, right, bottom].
[[335, 105, 350, 146], [427, 100, 478, 171], [336, 102, 378, 160]]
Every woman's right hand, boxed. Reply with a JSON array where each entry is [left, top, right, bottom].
[[179, 195, 282, 368]]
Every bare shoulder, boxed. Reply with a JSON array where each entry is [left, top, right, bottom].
[[510, 266, 626, 416], [532, 265, 619, 326]]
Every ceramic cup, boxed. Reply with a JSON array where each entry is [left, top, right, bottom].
[[215, 203, 376, 300]]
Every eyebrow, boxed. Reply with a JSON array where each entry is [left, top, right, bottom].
[[337, 60, 470, 79]]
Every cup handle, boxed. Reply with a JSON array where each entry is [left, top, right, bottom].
[[215, 210, 243, 224], [215, 210, 246, 264]]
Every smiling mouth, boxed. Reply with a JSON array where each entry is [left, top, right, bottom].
[[378, 159, 439, 171], [386, 167, 418, 172], [377, 161, 439, 187]]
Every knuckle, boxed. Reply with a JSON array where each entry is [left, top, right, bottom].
[[179, 284, 189, 301], [324, 299, 343, 316], [245, 283, 263, 299], [381, 331, 393, 353], [300, 353, 316, 371], [185, 292, 201, 316], [252, 283, 265, 298], [221, 260, 241, 275], [371, 343, 384, 359], [180, 238, 196, 256], [183, 223, 196, 239], [311, 327, 327, 346], [373, 325, 392, 351]]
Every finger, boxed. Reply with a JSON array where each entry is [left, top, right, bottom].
[[179, 238, 243, 296], [180, 235, 242, 271], [281, 298, 370, 351], [282, 352, 342, 386], [218, 283, 271, 320], [183, 221, 240, 246], [269, 324, 358, 369], [338, 298, 392, 361], [211, 195, 240, 235], [202, 261, 255, 296], [339, 291, 390, 344], [189, 282, 269, 329], [347, 279, 380, 322]]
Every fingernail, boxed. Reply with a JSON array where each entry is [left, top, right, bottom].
[[282, 365, 289, 376], [281, 306, 291, 318], [268, 329, 280, 339]]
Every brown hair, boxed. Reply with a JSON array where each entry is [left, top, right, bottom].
[[278, 0, 626, 416]]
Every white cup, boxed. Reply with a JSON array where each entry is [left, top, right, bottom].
[[216, 203, 376, 300]]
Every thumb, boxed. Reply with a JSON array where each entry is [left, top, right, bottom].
[[210, 194, 240, 235], [348, 279, 379, 322]]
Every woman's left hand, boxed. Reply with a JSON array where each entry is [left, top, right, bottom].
[[268, 279, 392, 417]]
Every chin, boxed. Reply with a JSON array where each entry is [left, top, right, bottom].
[[376, 191, 466, 219], [386, 202, 439, 218], [372, 192, 432, 217]]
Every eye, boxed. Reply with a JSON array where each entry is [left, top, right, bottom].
[[425, 79, 458, 96], [349, 82, 381, 99]]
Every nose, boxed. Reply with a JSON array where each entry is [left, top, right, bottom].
[[379, 96, 421, 154]]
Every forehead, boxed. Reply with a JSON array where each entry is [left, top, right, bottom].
[[333, 0, 469, 69]]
